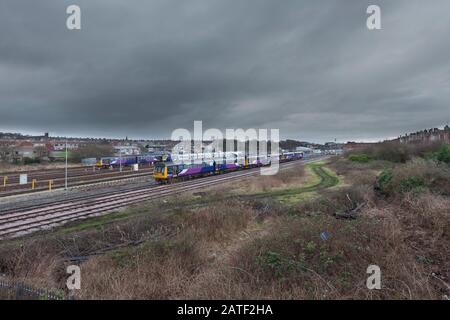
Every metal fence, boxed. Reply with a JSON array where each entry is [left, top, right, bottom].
[[0, 279, 70, 300]]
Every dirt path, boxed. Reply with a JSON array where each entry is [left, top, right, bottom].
[[243, 162, 340, 199]]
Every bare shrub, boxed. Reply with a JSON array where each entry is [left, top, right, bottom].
[[348, 141, 444, 164], [78, 235, 205, 299], [181, 201, 257, 242]]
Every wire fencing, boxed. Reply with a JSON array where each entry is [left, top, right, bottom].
[[0, 279, 72, 300]]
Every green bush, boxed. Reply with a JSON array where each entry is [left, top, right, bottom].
[[399, 176, 427, 193], [433, 145, 450, 164], [376, 166, 432, 195], [23, 157, 40, 165], [257, 251, 282, 268], [348, 154, 371, 163], [377, 170, 393, 192]]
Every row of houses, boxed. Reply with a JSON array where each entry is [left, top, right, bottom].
[[294, 143, 344, 156], [0, 141, 141, 162], [0, 135, 172, 163], [397, 125, 450, 144], [0, 140, 68, 162]]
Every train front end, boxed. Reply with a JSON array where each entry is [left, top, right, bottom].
[[153, 162, 168, 183]]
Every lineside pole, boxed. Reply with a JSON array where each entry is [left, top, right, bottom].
[[119, 150, 122, 173], [65, 139, 68, 191]]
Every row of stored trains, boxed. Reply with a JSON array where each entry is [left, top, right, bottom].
[[82, 151, 305, 183], [82, 155, 163, 168], [153, 151, 305, 183]]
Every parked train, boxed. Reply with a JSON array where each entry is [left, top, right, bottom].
[[93, 155, 160, 168], [153, 151, 304, 183]]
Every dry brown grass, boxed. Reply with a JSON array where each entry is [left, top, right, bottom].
[[0, 197, 271, 299], [218, 193, 449, 299], [0, 161, 80, 173], [229, 165, 307, 194], [79, 235, 205, 299], [75, 200, 269, 299], [329, 156, 390, 186]]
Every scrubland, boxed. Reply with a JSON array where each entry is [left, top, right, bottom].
[[0, 142, 449, 299]]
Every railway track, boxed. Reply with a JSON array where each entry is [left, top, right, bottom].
[[1, 166, 102, 183], [1, 164, 153, 181], [0, 168, 154, 197], [0, 165, 86, 176], [0, 158, 323, 239]]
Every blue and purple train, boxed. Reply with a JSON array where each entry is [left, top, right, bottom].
[[153, 151, 304, 183], [94, 155, 160, 168]]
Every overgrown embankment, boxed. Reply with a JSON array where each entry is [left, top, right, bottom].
[[0, 155, 448, 299]]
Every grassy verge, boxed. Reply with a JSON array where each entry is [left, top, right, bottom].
[[246, 162, 341, 203]]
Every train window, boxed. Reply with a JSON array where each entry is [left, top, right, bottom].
[[155, 164, 165, 173]]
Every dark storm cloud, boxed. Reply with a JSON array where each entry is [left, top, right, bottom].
[[1, 0, 449, 142]]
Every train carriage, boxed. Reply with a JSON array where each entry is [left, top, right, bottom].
[[94, 155, 160, 168], [154, 162, 214, 183]]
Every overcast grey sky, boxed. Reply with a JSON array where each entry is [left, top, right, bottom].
[[0, 0, 449, 143]]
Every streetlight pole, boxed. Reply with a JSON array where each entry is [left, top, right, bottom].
[[119, 149, 122, 172], [65, 139, 68, 191]]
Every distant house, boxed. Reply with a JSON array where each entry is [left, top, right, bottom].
[[113, 145, 141, 156], [146, 144, 169, 153], [15, 141, 36, 160], [295, 146, 314, 155], [52, 142, 80, 151], [321, 142, 344, 155], [343, 142, 377, 153]]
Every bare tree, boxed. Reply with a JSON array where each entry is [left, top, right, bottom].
[[70, 144, 115, 163], [35, 146, 49, 159], [0, 144, 15, 162]]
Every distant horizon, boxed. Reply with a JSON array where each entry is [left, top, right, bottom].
[[3, 125, 446, 145]]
